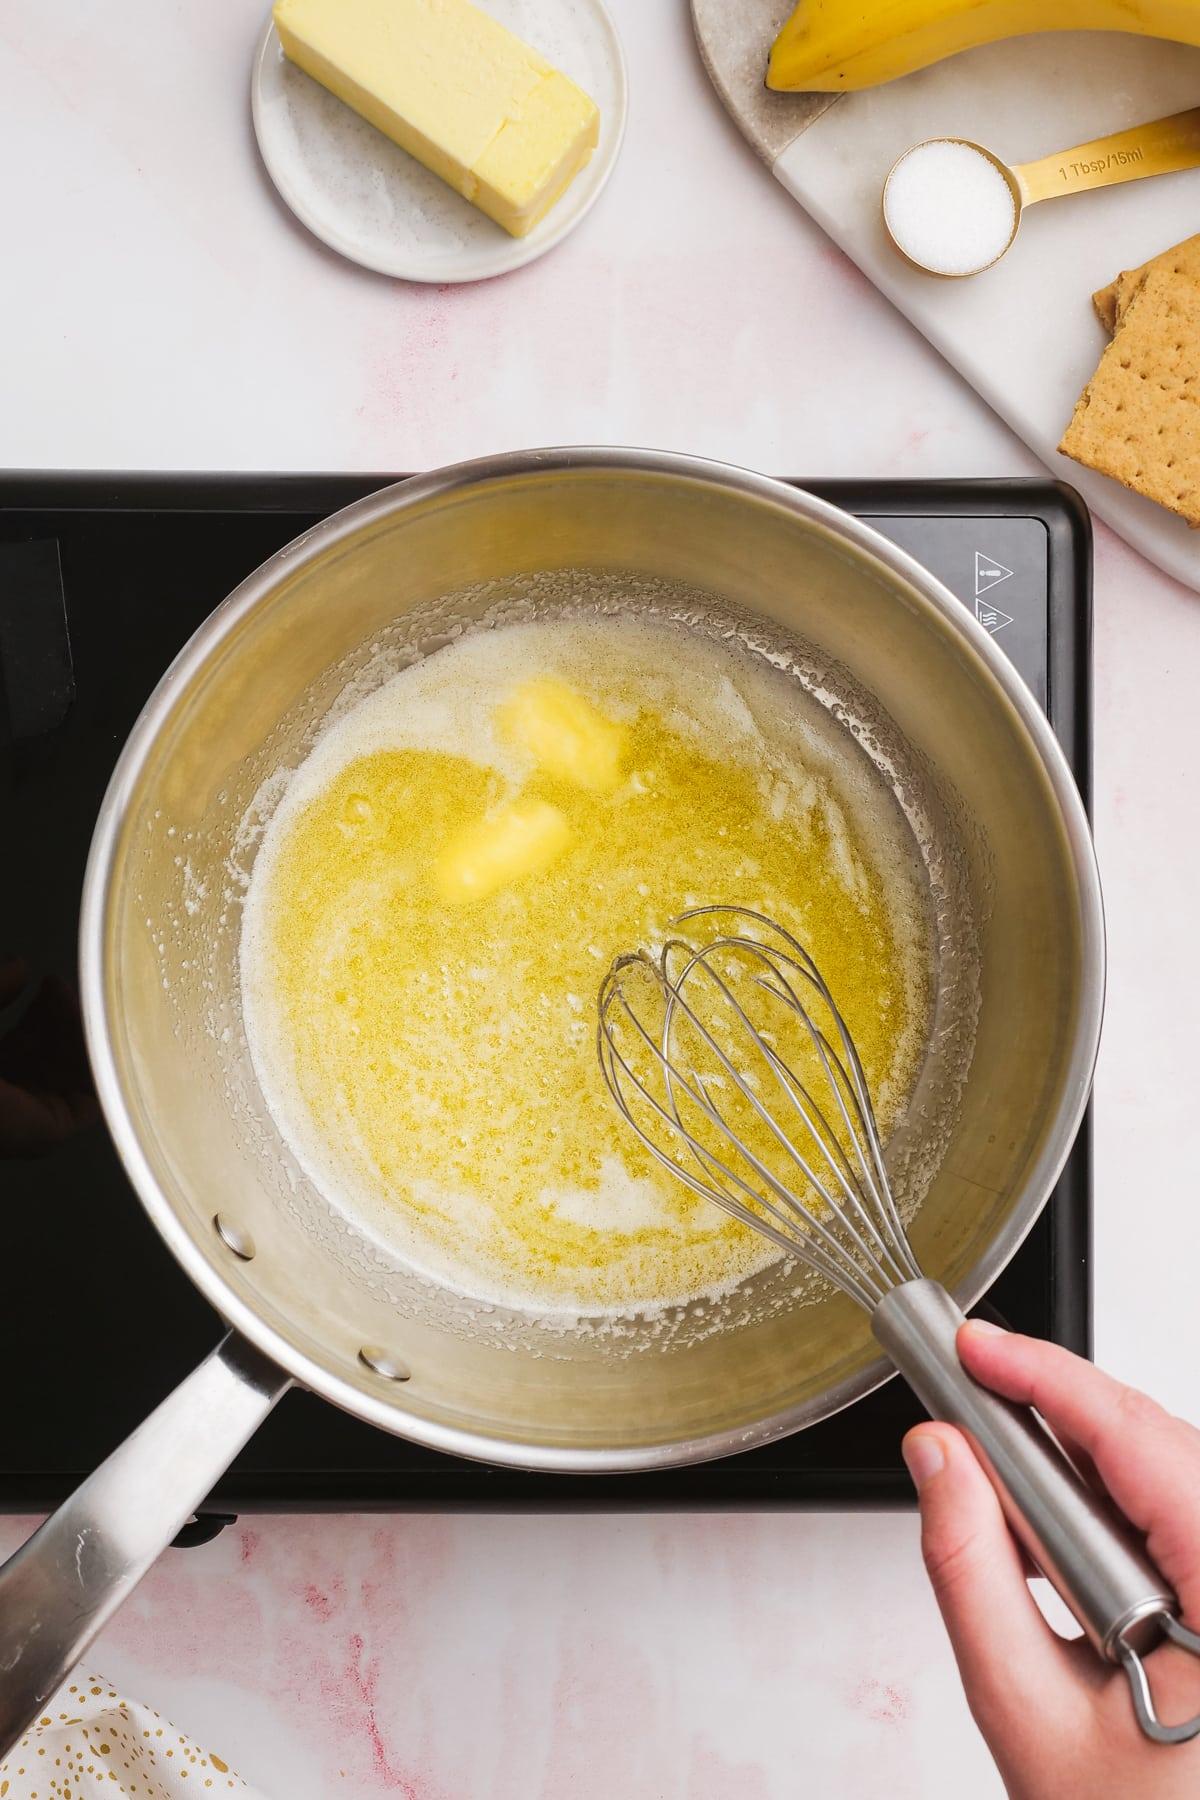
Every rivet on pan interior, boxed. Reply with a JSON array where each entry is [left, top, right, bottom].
[[213, 1213, 256, 1261], [359, 1345, 411, 1382]]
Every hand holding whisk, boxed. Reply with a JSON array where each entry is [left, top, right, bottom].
[[598, 905, 1200, 1744]]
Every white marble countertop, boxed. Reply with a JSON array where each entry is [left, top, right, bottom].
[[3, 1, 1199, 1793]]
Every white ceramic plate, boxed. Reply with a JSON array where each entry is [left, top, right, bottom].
[[251, 0, 627, 283]]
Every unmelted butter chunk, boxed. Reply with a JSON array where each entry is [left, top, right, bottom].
[[272, 0, 600, 238], [435, 796, 570, 904], [498, 677, 625, 791]]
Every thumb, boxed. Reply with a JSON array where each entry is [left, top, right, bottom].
[[904, 1422, 1078, 1739]]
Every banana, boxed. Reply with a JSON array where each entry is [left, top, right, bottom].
[[767, 0, 1200, 92]]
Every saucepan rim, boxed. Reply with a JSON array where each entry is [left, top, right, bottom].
[[78, 446, 1104, 1472]]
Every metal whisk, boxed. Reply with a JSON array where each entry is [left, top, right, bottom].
[[598, 905, 1200, 1746]]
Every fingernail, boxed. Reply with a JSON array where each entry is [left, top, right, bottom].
[[902, 1431, 945, 1492], [962, 1317, 1004, 1338]]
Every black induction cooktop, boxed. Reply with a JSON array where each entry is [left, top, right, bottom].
[[0, 473, 1092, 1530]]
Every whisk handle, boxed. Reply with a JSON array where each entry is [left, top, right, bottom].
[[873, 1279, 1200, 1744]]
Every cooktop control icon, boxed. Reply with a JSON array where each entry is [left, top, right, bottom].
[[974, 548, 1014, 633]]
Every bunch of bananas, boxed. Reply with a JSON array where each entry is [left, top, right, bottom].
[[767, 0, 1200, 92]]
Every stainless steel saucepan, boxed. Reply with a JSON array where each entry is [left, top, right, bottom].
[[0, 449, 1102, 1751]]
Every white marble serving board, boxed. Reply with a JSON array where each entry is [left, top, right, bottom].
[[692, 4, 1200, 593]]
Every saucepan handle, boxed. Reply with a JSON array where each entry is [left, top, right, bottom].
[[873, 1279, 1200, 1745], [0, 1331, 291, 1760]]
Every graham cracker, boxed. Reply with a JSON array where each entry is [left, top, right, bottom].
[[1092, 278, 1120, 333], [1092, 234, 1200, 333], [1061, 261, 1200, 527]]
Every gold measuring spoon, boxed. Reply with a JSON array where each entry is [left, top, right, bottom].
[[883, 106, 1200, 278]]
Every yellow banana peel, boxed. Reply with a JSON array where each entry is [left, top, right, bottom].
[[767, 0, 1200, 92]]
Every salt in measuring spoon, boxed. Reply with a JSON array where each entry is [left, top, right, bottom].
[[883, 105, 1200, 278]]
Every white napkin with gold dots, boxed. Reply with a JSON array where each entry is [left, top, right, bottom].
[[0, 1673, 267, 1798]]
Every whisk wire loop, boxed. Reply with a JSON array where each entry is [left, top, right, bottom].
[[658, 943, 905, 1300], [677, 907, 922, 1286], [597, 906, 922, 1308], [597, 956, 886, 1309], [676, 937, 916, 1290]]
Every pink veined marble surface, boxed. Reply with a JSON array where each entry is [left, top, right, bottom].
[[0, 1510, 997, 1797], [2, 0, 1199, 1794]]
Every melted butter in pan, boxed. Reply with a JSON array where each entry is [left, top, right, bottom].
[[241, 618, 931, 1316]]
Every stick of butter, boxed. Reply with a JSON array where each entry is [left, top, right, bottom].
[[273, 0, 601, 239]]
